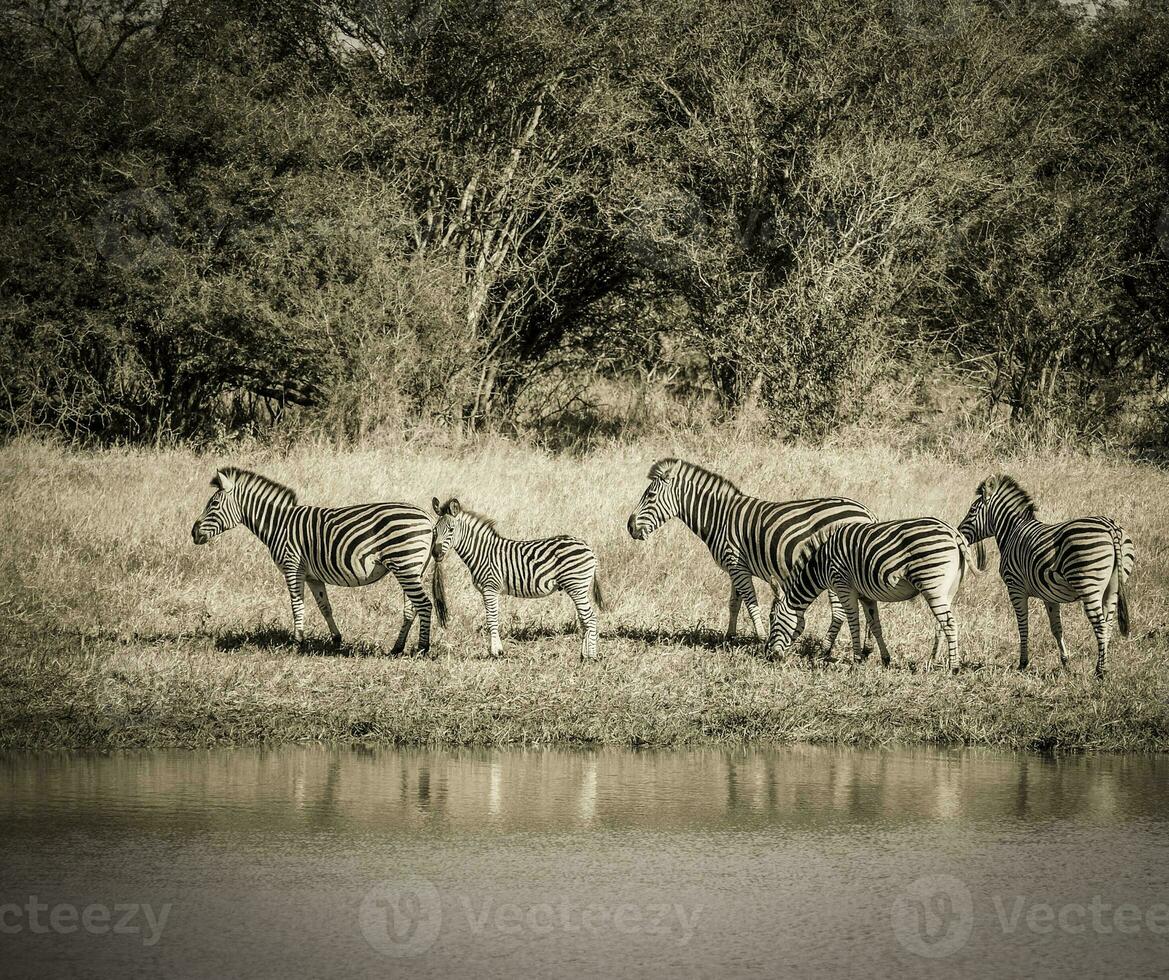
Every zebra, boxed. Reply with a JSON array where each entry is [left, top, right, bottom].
[[191, 468, 446, 654], [765, 518, 978, 671], [430, 497, 604, 661], [957, 474, 1134, 677], [626, 458, 876, 653]]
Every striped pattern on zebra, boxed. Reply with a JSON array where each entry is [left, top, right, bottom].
[[766, 518, 977, 671], [957, 475, 1134, 677], [626, 458, 876, 650], [431, 497, 605, 661], [191, 468, 446, 653]]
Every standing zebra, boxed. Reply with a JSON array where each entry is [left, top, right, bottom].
[[626, 458, 876, 652], [957, 475, 1134, 677], [191, 469, 446, 654], [766, 518, 977, 671], [430, 498, 604, 661]]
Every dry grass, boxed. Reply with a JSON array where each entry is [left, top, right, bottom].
[[1, 433, 1167, 753]]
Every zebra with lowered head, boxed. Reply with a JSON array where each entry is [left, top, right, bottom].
[[626, 458, 876, 653], [957, 474, 1134, 677], [191, 468, 446, 653], [430, 497, 604, 661], [767, 518, 978, 671]]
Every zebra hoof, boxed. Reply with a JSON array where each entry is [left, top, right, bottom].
[[331, 634, 343, 650], [293, 630, 304, 645]]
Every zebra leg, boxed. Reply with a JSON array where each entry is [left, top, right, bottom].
[[823, 590, 846, 659], [567, 584, 599, 662], [307, 579, 342, 648], [388, 566, 432, 656], [727, 585, 742, 640], [1007, 583, 1030, 670], [1043, 601, 1068, 669], [860, 599, 891, 667], [841, 592, 866, 664], [283, 562, 307, 644], [1084, 597, 1109, 679], [922, 592, 958, 673], [729, 566, 764, 639], [482, 587, 504, 658]]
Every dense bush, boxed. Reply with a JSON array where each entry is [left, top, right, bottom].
[[1, 0, 1167, 446]]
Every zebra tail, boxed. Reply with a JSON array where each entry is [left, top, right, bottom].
[[1112, 526, 1130, 638], [592, 573, 606, 612], [431, 557, 449, 628], [957, 532, 980, 578]]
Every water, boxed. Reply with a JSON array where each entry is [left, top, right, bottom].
[[1, 745, 1166, 979]]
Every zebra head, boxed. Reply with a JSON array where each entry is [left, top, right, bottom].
[[766, 577, 805, 656], [192, 470, 244, 545], [431, 497, 462, 561], [958, 475, 1027, 571], [627, 459, 682, 540]]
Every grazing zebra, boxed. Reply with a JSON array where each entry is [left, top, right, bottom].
[[957, 475, 1134, 677], [626, 458, 876, 651], [191, 468, 446, 654], [766, 518, 977, 671], [430, 497, 604, 661]]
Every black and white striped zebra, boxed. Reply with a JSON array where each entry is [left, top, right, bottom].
[[957, 475, 1135, 677], [626, 458, 876, 651], [191, 468, 446, 653], [430, 497, 604, 661], [766, 518, 977, 671]]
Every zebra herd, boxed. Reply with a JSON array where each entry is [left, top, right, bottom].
[[191, 458, 1135, 677]]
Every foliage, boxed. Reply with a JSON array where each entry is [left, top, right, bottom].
[[1, 0, 1167, 445]]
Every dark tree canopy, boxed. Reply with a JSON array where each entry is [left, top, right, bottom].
[[2, 0, 1167, 448]]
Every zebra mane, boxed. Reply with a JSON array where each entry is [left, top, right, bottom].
[[649, 458, 741, 496], [437, 498, 500, 537], [980, 474, 1037, 517], [215, 467, 298, 508]]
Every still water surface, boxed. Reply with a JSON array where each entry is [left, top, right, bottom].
[[1, 745, 1166, 978]]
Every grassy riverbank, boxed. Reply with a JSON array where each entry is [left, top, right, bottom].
[[2, 435, 1167, 753]]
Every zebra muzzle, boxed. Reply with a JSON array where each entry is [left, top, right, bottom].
[[191, 522, 207, 545], [627, 515, 643, 540]]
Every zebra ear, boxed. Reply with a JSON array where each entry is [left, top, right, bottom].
[[769, 576, 785, 596], [432, 497, 442, 515], [214, 470, 235, 493], [648, 458, 680, 482], [448, 499, 461, 516], [980, 475, 999, 498]]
